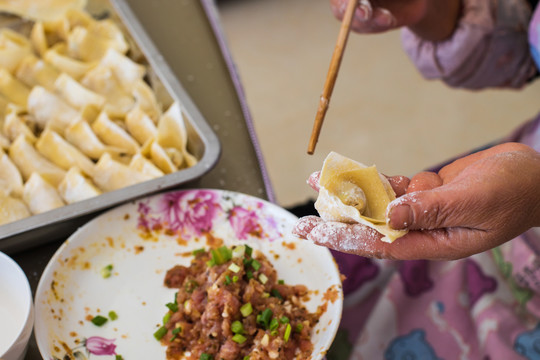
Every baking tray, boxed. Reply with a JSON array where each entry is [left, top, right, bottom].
[[0, 0, 221, 254]]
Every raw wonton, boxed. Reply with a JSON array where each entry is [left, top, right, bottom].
[[23, 172, 65, 214], [92, 111, 139, 155], [125, 105, 157, 145], [0, 148, 23, 198], [0, 194, 30, 225], [92, 153, 152, 191], [0, 0, 87, 22], [16, 55, 60, 90], [314, 152, 407, 243], [129, 153, 164, 179], [141, 138, 177, 174], [9, 134, 66, 186], [27, 86, 79, 131], [54, 72, 105, 110], [36, 128, 95, 175], [65, 117, 121, 160], [44, 43, 95, 80], [0, 67, 30, 107], [58, 167, 101, 204], [0, 29, 32, 72], [100, 48, 145, 88], [3, 105, 37, 142], [157, 102, 197, 169]]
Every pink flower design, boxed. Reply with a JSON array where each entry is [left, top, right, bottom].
[[229, 206, 262, 240], [84, 336, 117, 356], [137, 190, 222, 238]]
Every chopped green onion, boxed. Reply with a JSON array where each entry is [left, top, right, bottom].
[[269, 318, 279, 331], [232, 245, 245, 258], [166, 302, 178, 312], [101, 264, 113, 278], [280, 316, 289, 324], [200, 353, 213, 360], [228, 263, 241, 273], [232, 334, 247, 344], [108, 311, 118, 321], [251, 259, 261, 271], [192, 248, 206, 256], [153, 326, 167, 340], [231, 320, 244, 334], [240, 303, 253, 317], [262, 292, 270, 298], [243, 258, 253, 267], [284, 323, 292, 342], [245, 245, 253, 257], [278, 279, 285, 285], [91, 315, 108, 326], [271, 289, 283, 300], [295, 323, 303, 333], [258, 273, 268, 284], [257, 308, 273, 329], [225, 275, 232, 285], [243, 356, 250, 360], [115, 356, 123, 360], [232, 275, 239, 283], [163, 312, 171, 324], [271, 330, 278, 336], [210, 246, 232, 265], [170, 327, 181, 341], [246, 271, 253, 279], [206, 258, 216, 267]]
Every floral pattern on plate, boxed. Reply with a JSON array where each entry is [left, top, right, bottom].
[[35, 189, 343, 360]]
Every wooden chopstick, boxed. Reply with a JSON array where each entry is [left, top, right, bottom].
[[307, 0, 359, 155]]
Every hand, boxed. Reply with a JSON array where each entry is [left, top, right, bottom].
[[330, 0, 461, 41], [293, 143, 540, 260]]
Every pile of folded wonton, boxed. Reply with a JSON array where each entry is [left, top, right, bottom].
[[0, 3, 198, 226]]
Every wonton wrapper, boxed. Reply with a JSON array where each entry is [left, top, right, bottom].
[[141, 138, 177, 174], [44, 43, 95, 80], [92, 153, 152, 191], [65, 117, 120, 160], [9, 134, 66, 186], [125, 105, 157, 145], [27, 86, 78, 131], [54, 72, 105, 110], [0, 0, 87, 22], [315, 152, 407, 243], [0, 148, 23, 198], [3, 106, 37, 142], [0, 194, 30, 225], [129, 153, 164, 179], [92, 111, 139, 155], [0, 29, 32, 72], [0, 68, 30, 107], [100, 48, 145, 88], [58, 167, 101, 204], [16, 55, 60, 90], [23, 173, 65, 214], [81, 65, 135, 117], [157, 102, 197, 169], [36, 128, 95, 175]]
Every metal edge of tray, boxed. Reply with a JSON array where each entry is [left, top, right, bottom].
[[0, 0, 222, 254]]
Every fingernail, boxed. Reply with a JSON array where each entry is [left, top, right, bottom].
[[374, 9, 396, 28], [357, 4, 372, 21], [388, 204, 413, 230]]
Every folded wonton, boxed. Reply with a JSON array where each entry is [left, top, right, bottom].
[[58, 167, 101, 204], [23, 172, 65, 214], [0, 194, 30, 225], [314, 152, 407, 243]]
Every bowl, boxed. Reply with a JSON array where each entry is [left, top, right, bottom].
[[0, 251, 34, 360]]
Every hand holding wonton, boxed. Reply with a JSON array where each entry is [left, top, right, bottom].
[[294, 144, 540, 260]]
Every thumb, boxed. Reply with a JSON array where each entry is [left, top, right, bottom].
[[386, 186, 472, 231]]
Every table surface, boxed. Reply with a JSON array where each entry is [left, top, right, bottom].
[[13, 1, 271, 358]]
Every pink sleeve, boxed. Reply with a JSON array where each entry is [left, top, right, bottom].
[[401, 0, 537, 89]]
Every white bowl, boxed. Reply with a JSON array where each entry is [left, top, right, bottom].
[[0, 252, 34, 360]]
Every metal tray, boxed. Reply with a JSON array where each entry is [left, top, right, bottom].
[[0, 0, 221, 254]]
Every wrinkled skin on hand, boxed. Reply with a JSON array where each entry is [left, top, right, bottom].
[[330, 0, 460, 41], [293, 143, 540, 261]]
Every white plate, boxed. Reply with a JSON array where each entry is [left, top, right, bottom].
[[34, 189, 343, 360]]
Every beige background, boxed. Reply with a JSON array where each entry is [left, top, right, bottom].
[[217, 0, 540, 207]]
